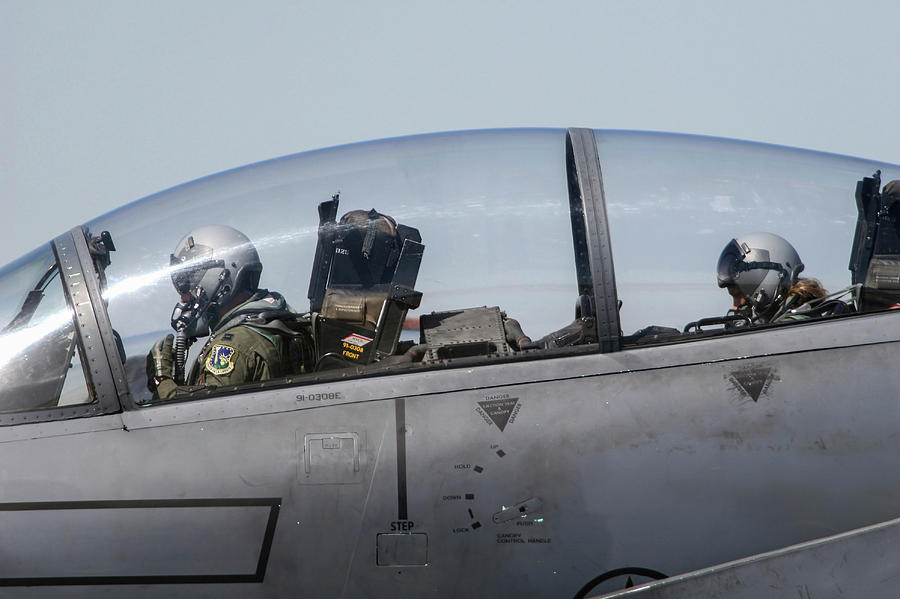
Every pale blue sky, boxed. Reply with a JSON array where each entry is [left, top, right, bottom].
[[2, 0, 899, 267]]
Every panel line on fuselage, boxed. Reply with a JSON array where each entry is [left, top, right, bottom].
[[395, 397, 408, 521]]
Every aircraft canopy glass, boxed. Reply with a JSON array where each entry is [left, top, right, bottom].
[[5, 128, 900, 419], [0, 246, 92, 417], [86, 129, 580, 404], [596, 131, 900, 335]]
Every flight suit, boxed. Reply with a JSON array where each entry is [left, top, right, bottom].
[[190, 325, 286, 386], [153, 290, 308, 399]]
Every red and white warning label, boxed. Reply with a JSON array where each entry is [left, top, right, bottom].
[[342, 333, 373, 347]]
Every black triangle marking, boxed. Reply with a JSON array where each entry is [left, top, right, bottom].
[[477, 398, 519, 432], [625, 576, 635, 588], [730, 367, 773, 402]]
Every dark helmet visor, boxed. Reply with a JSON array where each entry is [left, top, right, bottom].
[[716, 238, 746, 288], [170, 254, 208, 294], [169, 243, 219, 294]]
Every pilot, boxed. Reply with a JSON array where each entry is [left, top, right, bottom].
[[716, 232, 808, 324], [146, 225, 310, 399]]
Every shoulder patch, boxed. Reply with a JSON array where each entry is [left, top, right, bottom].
[[222, 333, 234, 341], [206, 344, 236, 375]]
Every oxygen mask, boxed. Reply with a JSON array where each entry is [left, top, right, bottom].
[[168, 252, 227, 338], [170, 289, 213, 338]]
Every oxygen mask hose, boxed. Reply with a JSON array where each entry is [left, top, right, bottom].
[[173, 330, 189, 384], [170, 292, 200, 385]]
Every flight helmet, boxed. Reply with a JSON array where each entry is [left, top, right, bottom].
[[169, 225, 262, 333], [716, 232, 803, 317]]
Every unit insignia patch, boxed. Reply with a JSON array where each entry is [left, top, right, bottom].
[[206, 344, 236, 375]]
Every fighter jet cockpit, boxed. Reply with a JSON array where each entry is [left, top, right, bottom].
[[598, 133, 900, 344], [0, 129, 898, 423]]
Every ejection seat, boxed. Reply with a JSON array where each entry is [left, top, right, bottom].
[[307, 194, 425, 370], [850, 172, 900, 312]]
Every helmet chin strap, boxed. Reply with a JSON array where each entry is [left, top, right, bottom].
[[205, 275, 232, 329], [748, 289, 772, 322], [748, 277, 792, 323]]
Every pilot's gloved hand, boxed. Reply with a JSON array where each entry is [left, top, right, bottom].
[[146, 334, 175, 393], [884, 180, 900, 196]]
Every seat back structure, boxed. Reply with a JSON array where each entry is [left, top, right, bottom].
[[307, 195, 424, 368]]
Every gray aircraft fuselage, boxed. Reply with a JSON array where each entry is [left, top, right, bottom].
[[2, 311, 898, 597]]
